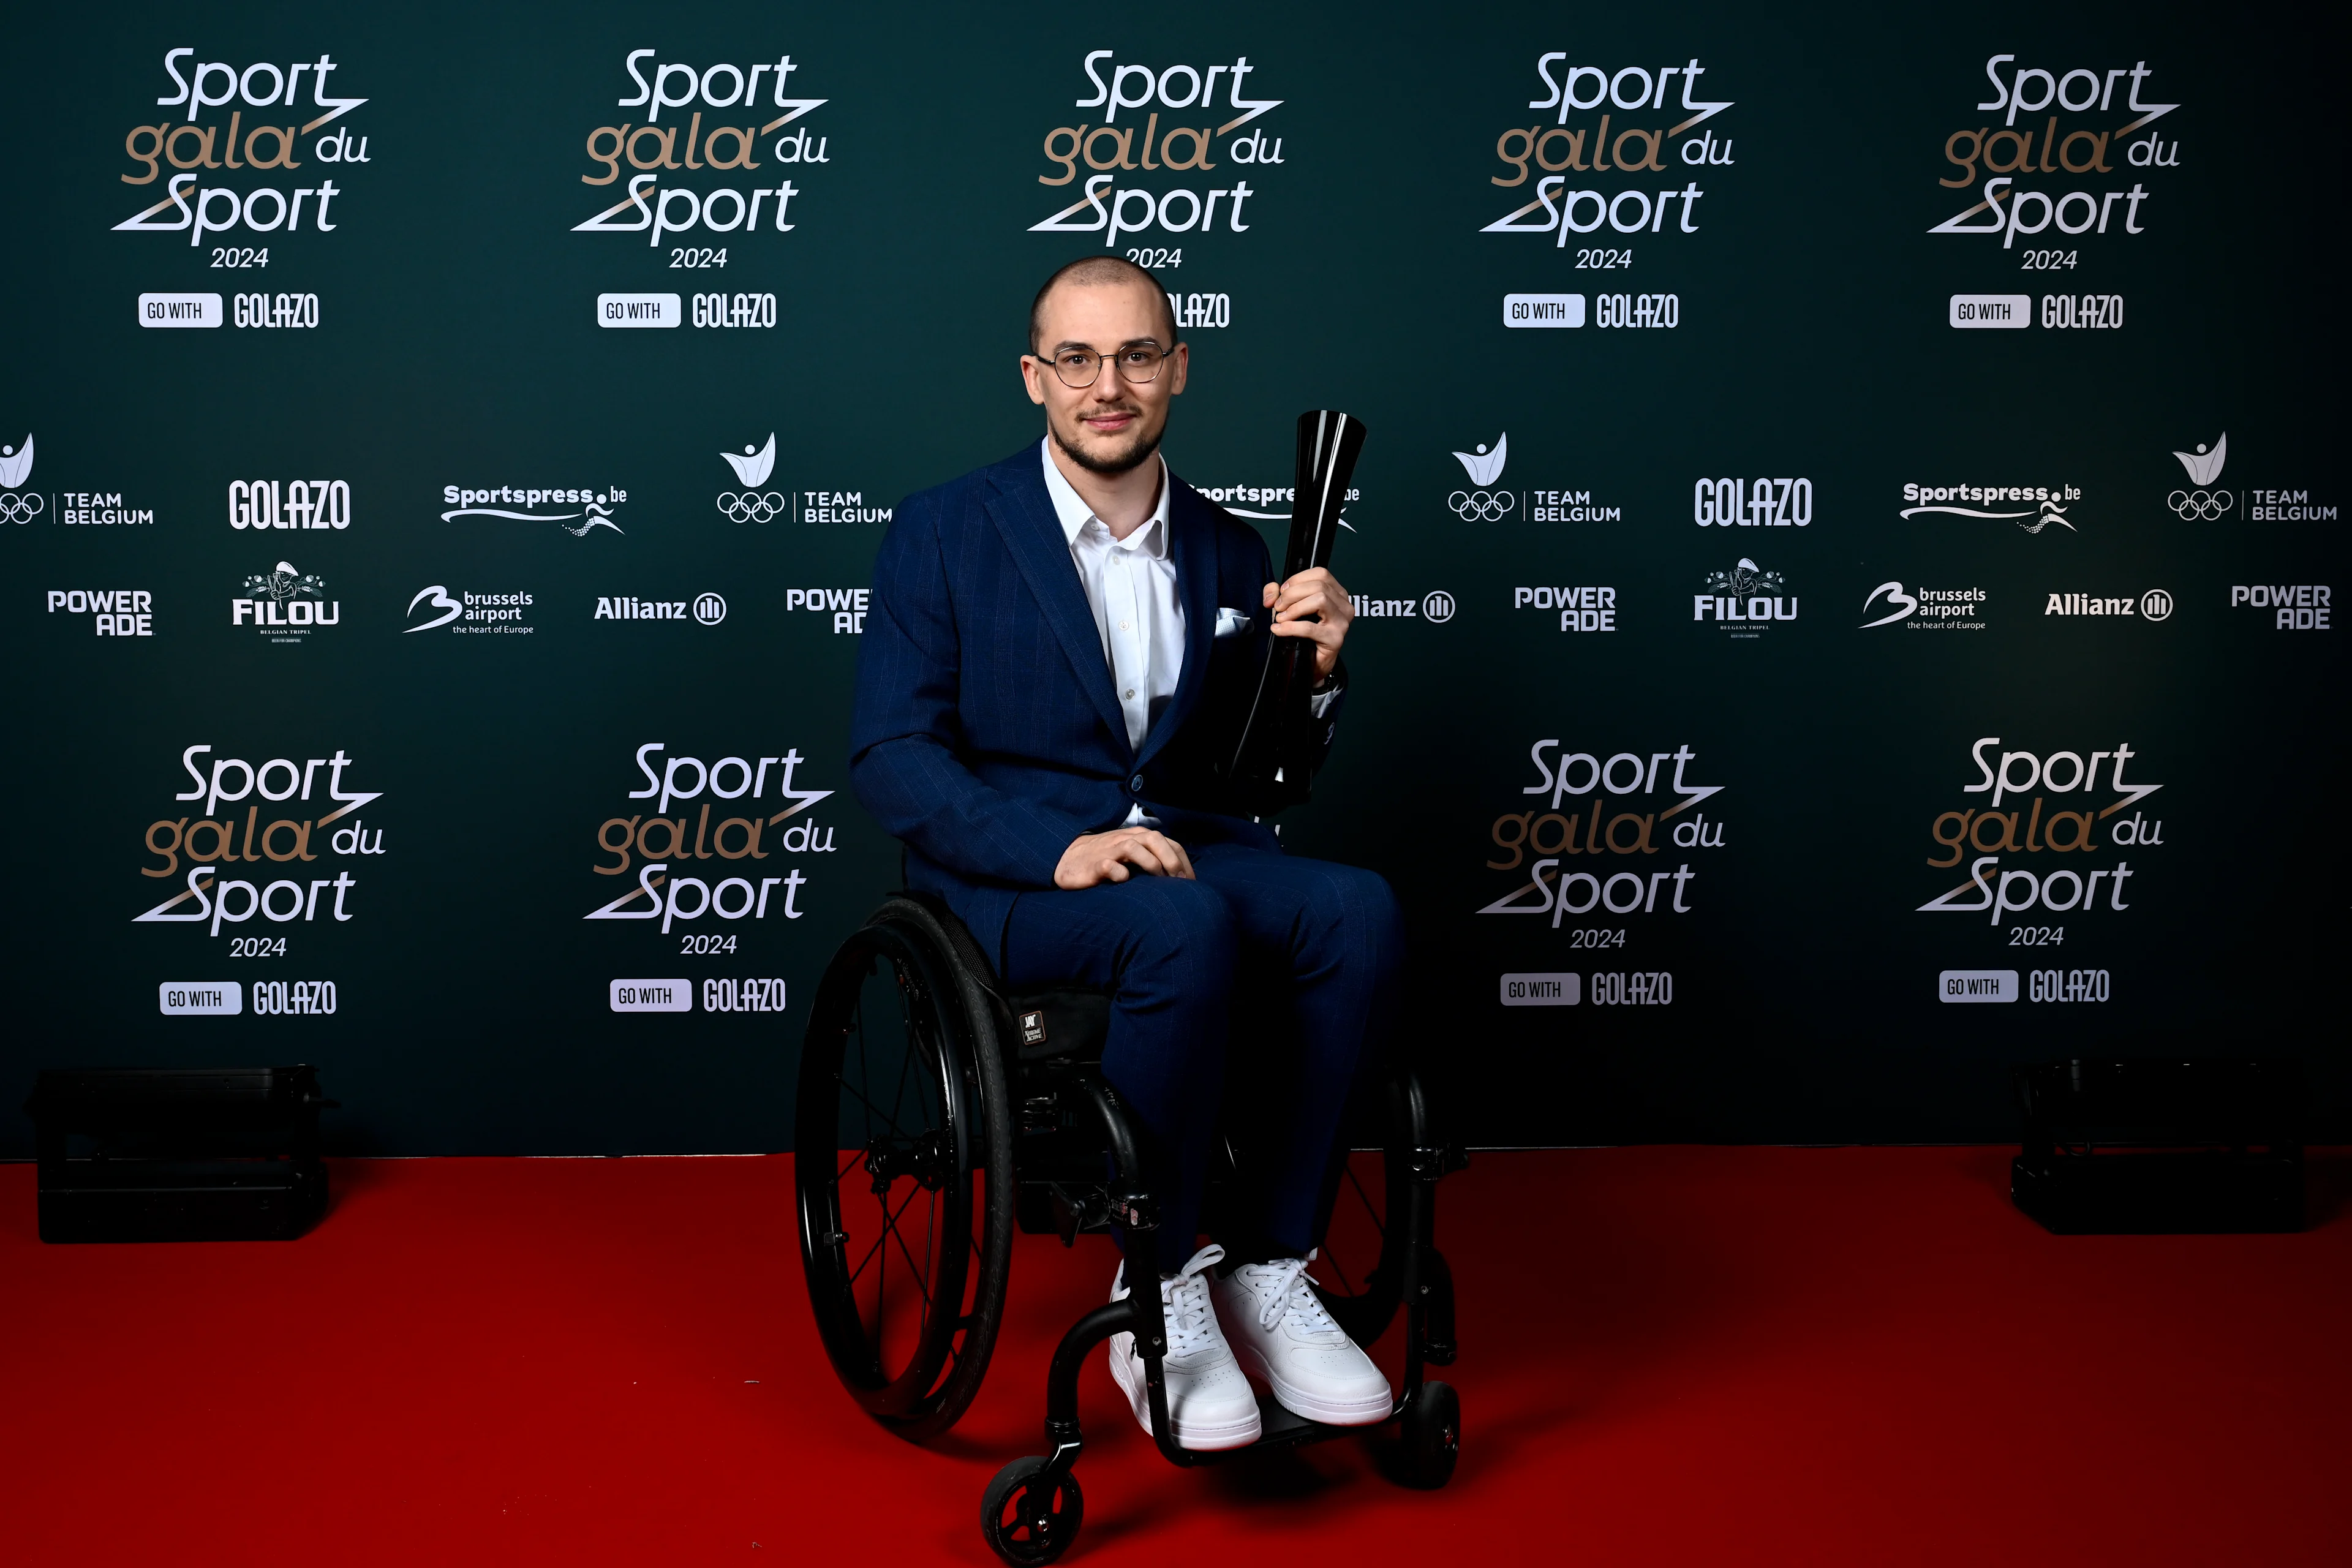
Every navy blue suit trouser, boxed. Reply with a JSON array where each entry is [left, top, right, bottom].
[[1000, 842, 1404, 1274]]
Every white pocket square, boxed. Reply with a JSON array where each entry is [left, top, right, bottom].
[[1213, 606, 1254, 638]]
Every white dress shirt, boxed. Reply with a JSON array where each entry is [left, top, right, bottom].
[[1041, 439, 1186, 755]]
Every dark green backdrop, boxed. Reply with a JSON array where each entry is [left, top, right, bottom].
[[2, 1, 2342, 1155]]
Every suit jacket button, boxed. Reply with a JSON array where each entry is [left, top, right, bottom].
[[1129, 774, 1145, 793]]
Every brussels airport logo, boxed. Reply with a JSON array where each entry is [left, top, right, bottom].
[[595, 592, 726, 625], [440, 483, 626, 537], [1931, 56, 2177, 247], [234, 562, 336, 642], [1694, 560, 1796, 637], [575, 50, 827, 245], [1, 434, 157, 527], [1031, 51, 1284, 245], [405, 586, 535, 636], [586, 744, 835, 931], [115, 50, 369, 244], [2169, 433, 2233, 521], [1480, 742, 1727, 923], [1446, 434, 1622, 525], [2044, 589, 2171, 621], [1861, 582, 1989, 631], [1483, 56, 1733, 244], [48, 589, 156, 636], [134, 745, 385, 935], [1900, 480, 2080, 533], [1917, 737, 2162, 924]]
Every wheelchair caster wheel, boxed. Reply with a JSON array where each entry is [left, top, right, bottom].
[[981, 1455, 1083, 1565], [1398, 1380, 1461, 1489]]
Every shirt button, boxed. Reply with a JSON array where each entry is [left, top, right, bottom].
[[1129, 774, 1145, 793], [1125, 688, 1136, 699], [1119, 620, 1129, 630]]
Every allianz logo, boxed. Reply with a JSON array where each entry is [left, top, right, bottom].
[[2045, 590, 2171, 620], [1354, 591, 1455, 624], [596, 592, 727, 626], [49, 588, 155, 636]]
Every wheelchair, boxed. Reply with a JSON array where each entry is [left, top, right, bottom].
[[794, 891, 1466, 1564]]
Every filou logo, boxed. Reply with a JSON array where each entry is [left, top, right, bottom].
[[234, 562, 337, 639], [1694, 560, 1796, 635], [229, 479, 350, 529], [595, 594, 726, 626], [50, 588, 155, 636]]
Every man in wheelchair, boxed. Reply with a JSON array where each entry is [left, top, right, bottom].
[[848, 255, 1404, 1451]]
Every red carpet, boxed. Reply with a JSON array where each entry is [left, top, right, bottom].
[[2, 1148, 2345, 1564]]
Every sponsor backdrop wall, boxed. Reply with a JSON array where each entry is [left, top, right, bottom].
[[3, 1, 2343, 1156]]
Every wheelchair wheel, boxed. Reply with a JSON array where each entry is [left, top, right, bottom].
[[1306, 1071, 1425, 1348], [796, 897, 1015, 1441]]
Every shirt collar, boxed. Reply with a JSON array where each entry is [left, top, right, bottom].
[[1040, 437, 1171, 558]]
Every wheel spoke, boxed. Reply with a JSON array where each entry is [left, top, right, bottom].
[[846, 1180, 925, 1289], [1346, 1163, 1385, 1238]]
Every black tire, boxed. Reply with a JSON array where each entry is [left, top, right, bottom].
[[1397, 1379, 1461, 1490], [796, 897, 1016, 1441], [1307, 1071, 1428, 1347], [980, 1457, 1082, 1566]]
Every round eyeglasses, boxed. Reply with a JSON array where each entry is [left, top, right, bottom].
[[1035, 343, 1172, 389]]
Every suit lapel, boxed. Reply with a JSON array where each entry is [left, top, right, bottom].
[[1136, 480, 1221, 770], [982, 455, 1131, 756]]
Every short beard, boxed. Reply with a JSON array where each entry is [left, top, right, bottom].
[[1051, 413, 1163, 477]]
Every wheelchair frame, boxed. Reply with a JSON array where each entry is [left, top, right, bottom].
[[795, 893, 1463, 1565]]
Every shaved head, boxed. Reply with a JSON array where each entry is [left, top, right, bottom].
[[1028, 254, 1179, 355]]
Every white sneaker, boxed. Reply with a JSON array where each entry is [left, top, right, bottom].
[[1211, 1252, 1394, 1427], [1107, 1243, 1263, 1451]]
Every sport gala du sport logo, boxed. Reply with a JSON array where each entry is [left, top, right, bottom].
[[1483, 55, 1738, 245], [1917, 737, 2163, 925], [574, 49, 831, 245], [1930, 56, 2179, 247], [134, 745, 388, 937], [115, 50, 372, 244], [1030, 51, 1287, 246]]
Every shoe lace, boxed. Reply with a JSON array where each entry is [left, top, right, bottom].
[[1247, 1251, 1344, 1338], [1159, 1244, 1226, 1357]]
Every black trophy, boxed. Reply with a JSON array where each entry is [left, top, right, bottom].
[[1222, 409, 1366, 814]]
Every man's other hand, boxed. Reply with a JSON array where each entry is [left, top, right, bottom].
[[1055, 827, 1196, 889], [1262, 567, 1353, 681]]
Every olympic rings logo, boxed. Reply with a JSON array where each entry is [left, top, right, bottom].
[[1448, 489, 1517, 522], [716, 491, 789, 524], [2168, 488, 2234, 521], [0, 492, 44, 524]]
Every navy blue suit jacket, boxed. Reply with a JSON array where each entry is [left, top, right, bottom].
[[849, 445, 1343, 960]]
